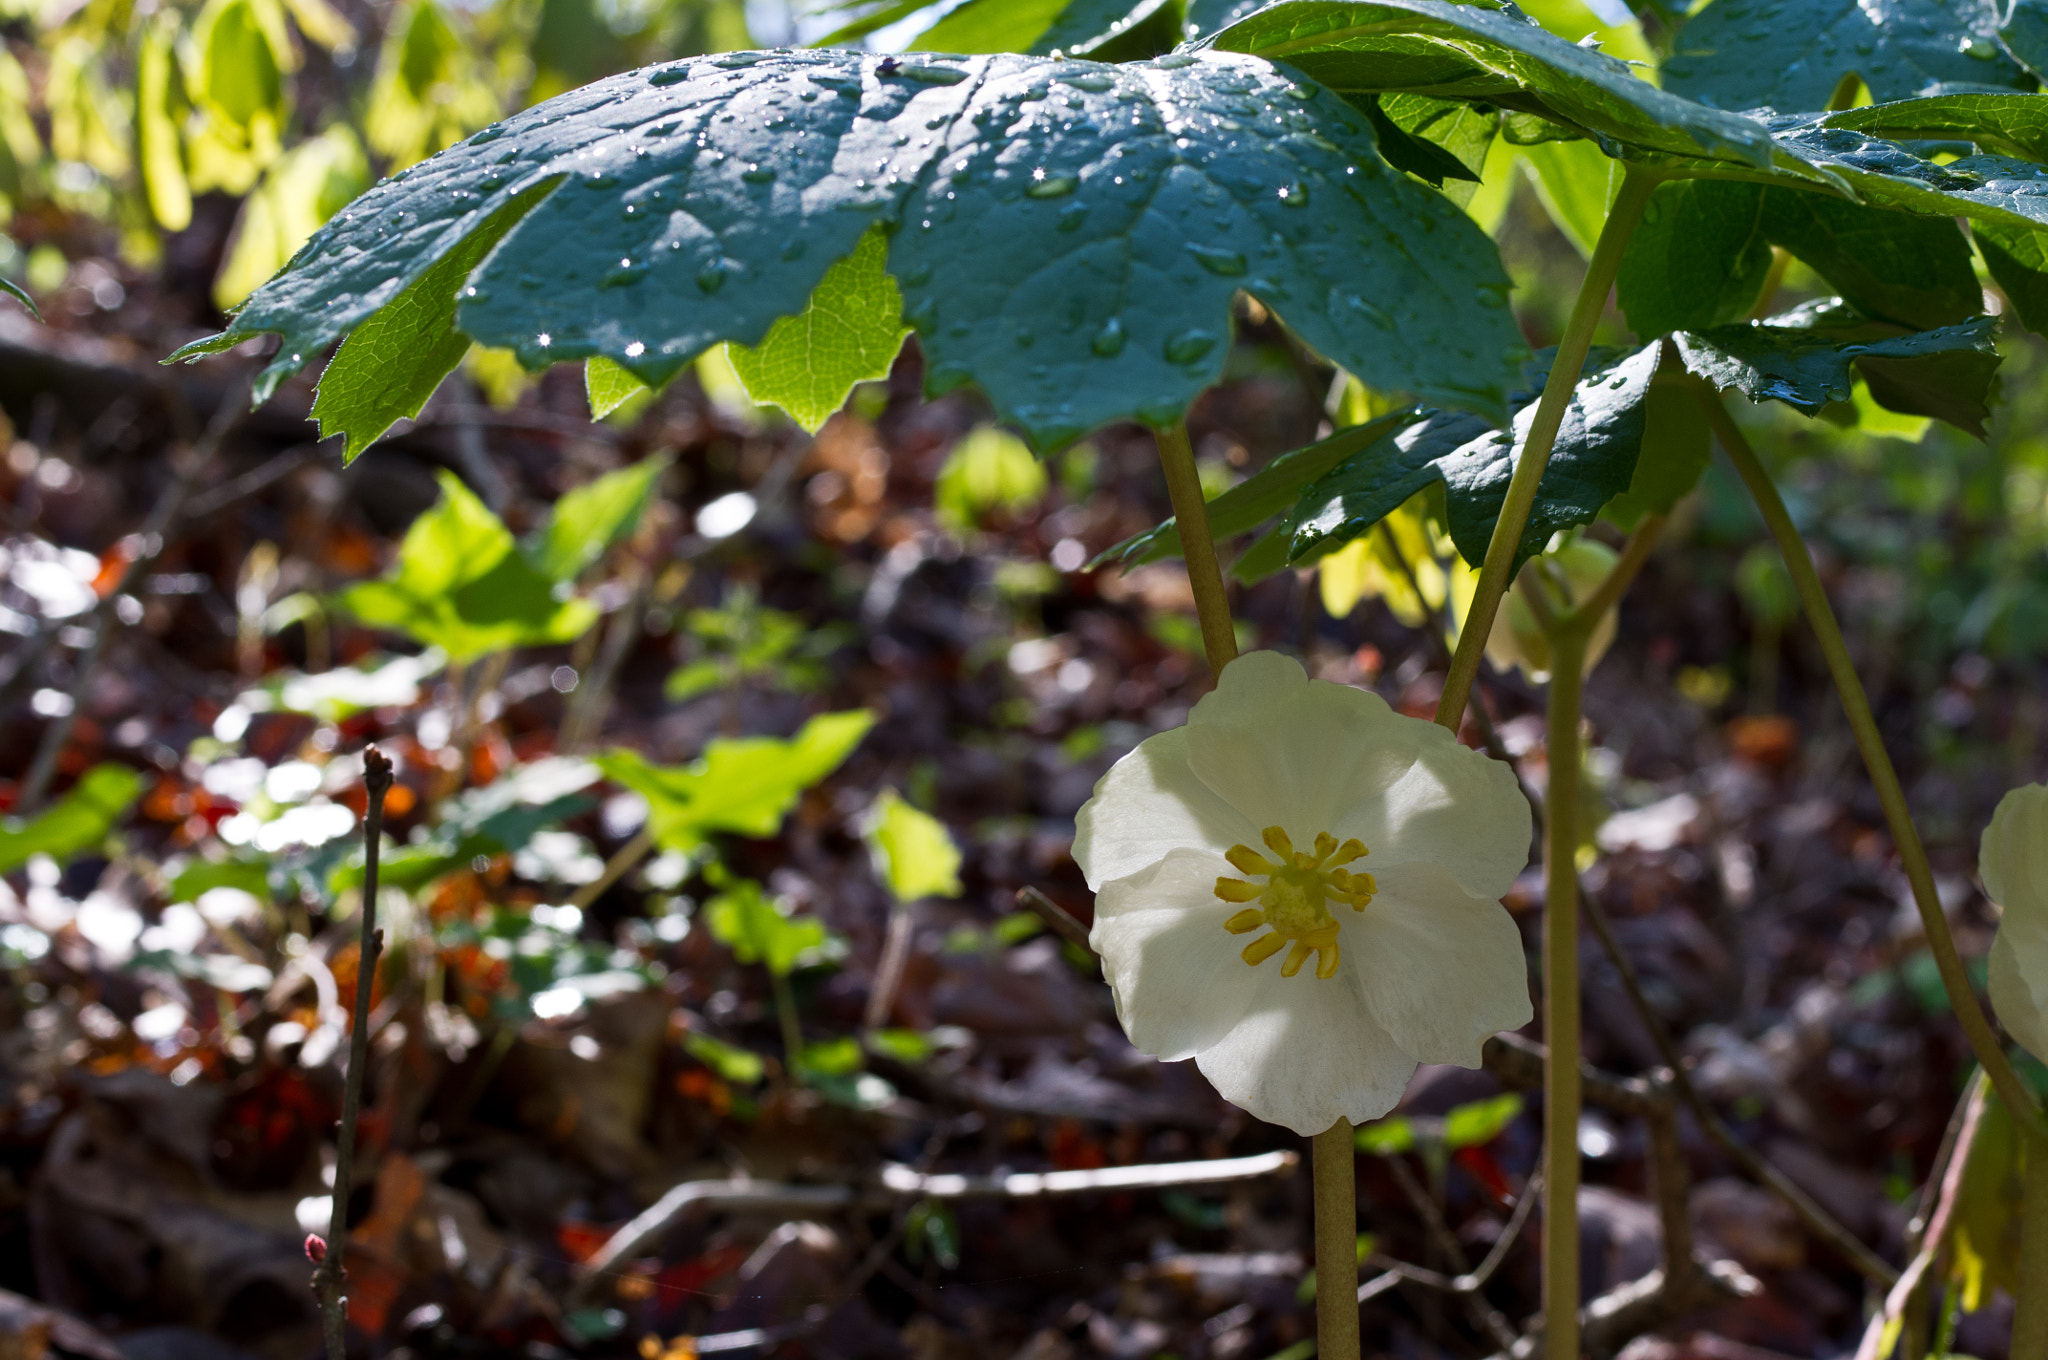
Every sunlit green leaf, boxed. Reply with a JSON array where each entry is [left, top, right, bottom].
[[704, 878, 834, 976], [1355, 1116, 1415, 1155], [309, 179, 553, 459], [595, 709, 875, 851], [215, 124, 370, 310], [726, 226, 906, 432], [338, 469, 600, 660], [0, 276, 36, 319], [585, 355, 652, 419], [365, 0, 501, 170], [0, 764, 145, 875], [525, 452, 670, 582], [863, 788, 962, 903], [935, 425, 1047, 529], [686, 1032, 767, 1085], [138, 14, 192, 232], [1442, 1092, 1522, 1150]]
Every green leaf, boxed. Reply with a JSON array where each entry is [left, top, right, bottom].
[[1618, 178, 1979, 336], [1602, 354, 1708, 528], [2006, 0, 2048, 79], [863, 788, 963, 902], [339, 469, 600, 660], [525, 452, 670, 582], [1203, 1, 1780, 168], [1616, 180, 1776, 338], [935, 425, 1048, 528], [1663, 0, 2024, 113], [797, 1035, 864, 1075], [1354, 1115, 1415, 1155], [1976, 220, 2048, 334], [914, 0, 1157, 56], [138, 14, 192, 233], [1442, 1092, 1522, 1150], [1357, 93, 1493, 190], [1823, 94, 2048, 164], [310, 180, 557, 461], [584, 355, 652, 419], [0, 764, 145, 874], [686, 1031, 767, 1084], [1517, 136, 1619, 258], [1289, 343, 1663, 569], [704, 878, 832, 975], [1676, 307, 2002, 435], [1092, 407, 1417, 569], [0, 276, 36, 320], [171, 50, 1522, 443], [595, 709, 876, 852], [725, 226, 907, 432], [1185, 0, 1267, 41]]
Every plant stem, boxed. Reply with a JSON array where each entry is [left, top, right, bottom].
[[1434, 168, 1657, 733], [1700, 389, 2046, 1139], [2016, 1128, 2048, 1355], [570, 826, 656, 913], [1538, 622, 1588, 1360], [1154, 420, 1239, 674], [1313, 1121, 1361, 1360], [770, 968, 804, 1074], [312, 747, 394, 1360]]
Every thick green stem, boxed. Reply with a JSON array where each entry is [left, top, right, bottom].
[[1155, 421, 1239, 675], [1539, 624, 1588, 1360], [2017, 1129, 2048, 1354], [1314, 1122, 1361, 1360], [1701, 390, 2045, 1141], [1435, 168, 1658, 733]]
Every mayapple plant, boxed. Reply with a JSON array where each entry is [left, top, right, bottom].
[[170, 0, 2048, 1354]]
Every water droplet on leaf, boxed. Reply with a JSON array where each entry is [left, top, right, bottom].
[[1165, 329, 1218, 364], [1091, 318, 1126, 356]]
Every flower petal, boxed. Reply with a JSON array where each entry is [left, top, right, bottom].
[[1350, 859, 1533, 1067], [1183, 651, 1530, 899], [1092, 848, 1265, 1060], [1992, 915, 2048, 1066], [1193, 962, 1418, 1136], [1983, 783, 2048, 920], [1074, 726, 1260, 891]]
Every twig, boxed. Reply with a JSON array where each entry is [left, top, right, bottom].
[[181, 443, 320, 518], [16, 388, 242, 812], [569, 827, 655, 912], [1853, 1071, 1990, 1360], [1016, 886, 1093, 950], [311, 747, 395, 1360], [1382, 1153, 1518, 1349], [864, 901, 917, 1032], [568, 1150, 1300, 1304]]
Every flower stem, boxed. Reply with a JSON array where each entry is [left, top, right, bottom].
[[1434, 167, 1657, 733], [312, 747, 394, 1360], [1155, 420, 1239, 674], [1313, 1121, 1361, 1360], [1699, 389, 2047, 1139], [1537, 623, 1588, 1360]]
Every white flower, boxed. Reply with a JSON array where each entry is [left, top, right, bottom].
[[1983, 783, 2048, 1063], [1073, 651, 1534, 1135]]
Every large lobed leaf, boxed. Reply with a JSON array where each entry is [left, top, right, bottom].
[[175, 49, 1522, 451], [1663, 0, 2026, 114], [1199, 0, 1779, 168], [1677, 306, 2002, 435]]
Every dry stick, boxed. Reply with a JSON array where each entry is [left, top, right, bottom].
[[311, 747, 395, 1360], [1432, 168, 1658, 734], [17, 390, 243, 813], [1359, 1171, 1542, 1305], [1155, 419, 1369, 1359], [1853, 1072, 1991, 1360], [569, 827, 656, 913], [1701, 393, 2042, 1136], [1015, 885, 1094, 951], [1382, 1154, 1519, 1349]]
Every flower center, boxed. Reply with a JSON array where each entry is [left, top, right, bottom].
[[1214, 826, 1375, 980]]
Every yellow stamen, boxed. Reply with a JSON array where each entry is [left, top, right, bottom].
[[1241, 932, 1287, 967], [1214, 824, 1376, 979]]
